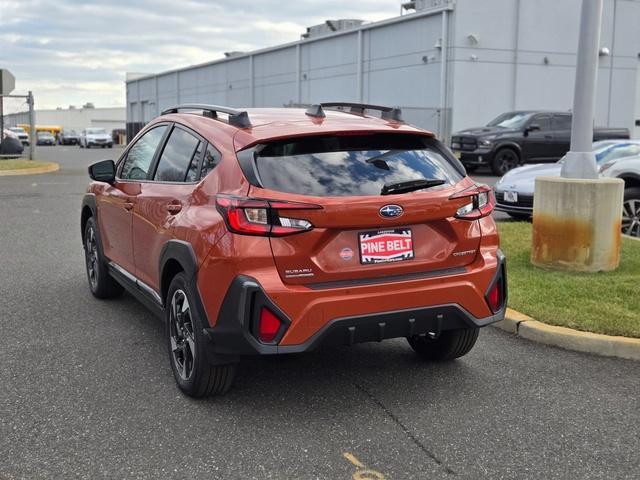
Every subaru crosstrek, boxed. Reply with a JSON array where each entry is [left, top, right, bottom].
[[81, 103, 507, 397]]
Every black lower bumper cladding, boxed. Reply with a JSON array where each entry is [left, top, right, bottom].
[[202, 253, 506, 357]]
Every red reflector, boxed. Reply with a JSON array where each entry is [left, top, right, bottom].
[[487, 281, 501, 313], [259, 307, 281, 343]]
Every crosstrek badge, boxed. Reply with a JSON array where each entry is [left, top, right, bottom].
[[358, 229, 414, 264]]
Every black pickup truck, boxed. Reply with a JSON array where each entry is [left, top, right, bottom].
[[451, 111, 630, 175]]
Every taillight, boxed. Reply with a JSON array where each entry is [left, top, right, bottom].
[[258, 307, 281, 343], [216, 195, 321, 236], [450, 184, 495, 220]]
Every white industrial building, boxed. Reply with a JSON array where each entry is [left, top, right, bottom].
[[5, 106, 125, 134], [125, 0, 640, 141]]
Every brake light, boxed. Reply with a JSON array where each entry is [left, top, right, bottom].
[[259, 307, 281, 343], [216, 195, 321, 236], [450, 184, 495, 219]]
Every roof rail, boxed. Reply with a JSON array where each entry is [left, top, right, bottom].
[[161, 104, 252, 128], [306, 102, 403, 122]]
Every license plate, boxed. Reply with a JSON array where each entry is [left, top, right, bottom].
[[453, 150, 462, 159], [504, 191, 518, 203], [358, 229, 414, 265]]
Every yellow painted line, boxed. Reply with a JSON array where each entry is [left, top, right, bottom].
[[0, 162, 60, 176], [343, 452, 365, 469]]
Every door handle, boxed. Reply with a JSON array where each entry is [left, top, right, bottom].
[[545, 135, 553, 139], [123, 202, 134, 211], [166, 203, 182, 214]]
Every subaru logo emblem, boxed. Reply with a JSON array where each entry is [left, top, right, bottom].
[[379, 204, 403, 218]]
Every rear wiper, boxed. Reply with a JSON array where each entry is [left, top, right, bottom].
[[381, 178, 446, 195]]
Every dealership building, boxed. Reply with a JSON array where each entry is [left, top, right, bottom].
[[5, 105, 125, 135], [125, 0, 640, 141]]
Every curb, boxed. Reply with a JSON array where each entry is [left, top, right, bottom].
[[0, 162, 60, 176], [493, 308, 640, 361]]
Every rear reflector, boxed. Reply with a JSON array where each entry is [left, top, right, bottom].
[[259, 307, 281, 343], [487, 282, 501, 312]]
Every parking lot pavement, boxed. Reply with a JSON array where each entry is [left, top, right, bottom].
[[0, 146, 637, 479]]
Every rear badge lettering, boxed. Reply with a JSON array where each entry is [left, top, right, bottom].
[[340, 247, 354, 261], [453, 249, 476, 257], [284, 268, 314, 278], [359, 229, 414, 264]]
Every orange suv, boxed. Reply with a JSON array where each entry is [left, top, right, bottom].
[[81, 103, 506, 397]]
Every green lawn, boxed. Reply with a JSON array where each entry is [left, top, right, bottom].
[[499, 222, 640, 338], [0, 159, 52, 171]]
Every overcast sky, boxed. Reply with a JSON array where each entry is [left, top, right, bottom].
[[0, 0, 400, 111]]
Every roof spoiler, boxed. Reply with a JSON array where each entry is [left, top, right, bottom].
[[305, 102, 403, 122], [162, 104, 252, 128]]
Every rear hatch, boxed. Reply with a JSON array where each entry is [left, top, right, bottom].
[[243, 132, 482, 287]]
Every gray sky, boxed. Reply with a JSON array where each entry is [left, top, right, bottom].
[[0, 0, 400, 110]]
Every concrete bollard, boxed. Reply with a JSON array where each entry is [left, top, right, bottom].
[[531, 176, 624, 272]]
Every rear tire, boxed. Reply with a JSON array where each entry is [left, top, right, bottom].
[[490, 148, 520, 176], [407, 328, 479, 361], [83, 217, 123, 299], [166, 273, 237, 397]]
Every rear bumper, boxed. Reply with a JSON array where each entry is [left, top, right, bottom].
[[202, 251, 506, 356]]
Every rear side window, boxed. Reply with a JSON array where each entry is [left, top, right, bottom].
[[121, 126, 167, 180], [254, 134, 463, 197], [200, 144, 222, 179], [553, 115, 572, 131], [154, 127, 201, 182]]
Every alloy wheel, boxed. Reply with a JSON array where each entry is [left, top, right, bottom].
[[496, 150, 518, 175], [85, 227, 99, 289], [169, 289, 196, 380], [622, 199, 640, 237]]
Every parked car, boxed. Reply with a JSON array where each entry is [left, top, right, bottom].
[[59, 129, 80, 145], [600, 155, 640, 237], [451, 111, 630, 175], [79, 128, 113, 148], [81, 102, 507, 397], [1, 129, 25, 155], [36, 131, 56, 146], [494, 140, 640, 219], [8, 126, 29, 146]]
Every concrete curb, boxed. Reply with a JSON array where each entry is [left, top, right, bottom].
[[493, 308, 640, 361], [0, 162, 60, 176]]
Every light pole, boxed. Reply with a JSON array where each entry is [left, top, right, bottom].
[[560, 0, 603, 179], [531, 0, 625, 272]]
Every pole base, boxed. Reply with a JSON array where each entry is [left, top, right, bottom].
[[531, 177, 624, 272]]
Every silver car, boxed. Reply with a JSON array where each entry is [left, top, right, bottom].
[[600, 155, 640, 237], [494, 140, 640, 219]]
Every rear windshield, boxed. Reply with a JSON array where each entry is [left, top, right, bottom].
[[254, 134, 464, 197]]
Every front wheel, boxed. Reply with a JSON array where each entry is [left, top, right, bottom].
[[622, 187, 640, 238], [490, 148, 520, 176], [166, 273, 237, 397], [407, 328, 479, 361]]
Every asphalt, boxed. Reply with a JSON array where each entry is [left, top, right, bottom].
[[0, 146, 637, 480]]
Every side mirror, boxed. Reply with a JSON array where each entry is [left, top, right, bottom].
[[525, 124, 541, 136], [88, 159, 116, 183]]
